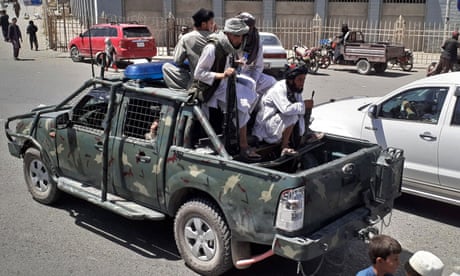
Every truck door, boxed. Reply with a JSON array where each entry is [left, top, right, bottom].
[[111, 96, 165, 208], [361, 86, 448, 186], [55, 86, 112, 186], [438, 88, 460, 193]]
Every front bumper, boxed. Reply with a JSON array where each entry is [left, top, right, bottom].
[[272, 207, 378, 261]]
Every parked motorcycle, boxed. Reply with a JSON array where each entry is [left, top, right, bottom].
[[317, 39, 334, 69], [288, 44, 320, 74], [388, 49, 413, 71]]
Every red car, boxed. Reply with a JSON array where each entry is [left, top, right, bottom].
[[68, 23, 157, 63]]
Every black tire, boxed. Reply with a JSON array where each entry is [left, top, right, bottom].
[[23, 148, 61, 204], [373, 62, 387, 74], [400, 56, 413, 71], [356, 59, 372, 75], [70, 46, 83, 62], [174, 199, 232, 276], [427, 62, 437, 76], [308, 59, 320, 74], [319, 56, 331, 69]]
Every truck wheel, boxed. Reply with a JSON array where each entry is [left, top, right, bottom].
[[23, 148, 61, 204], [174, 199, 232, 276], [356, 59, 371, 75], [373, 63, 387, 74]]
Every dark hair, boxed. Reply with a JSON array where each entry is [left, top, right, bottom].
[[368, 235, 402, 264], [404, 261, 422, 276], [29, 20, 34, 24], [192, 8, 214, 28]]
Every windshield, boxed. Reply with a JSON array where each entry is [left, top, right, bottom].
[[123, 27, 152, 38]]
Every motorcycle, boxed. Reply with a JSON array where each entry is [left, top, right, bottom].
[[316, 38, 334, 69], [288, 44, 320, 74], [388, 49, 413, 71], [426, 57, 460, 76]]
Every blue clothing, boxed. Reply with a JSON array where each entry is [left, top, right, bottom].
[[356, 266, 393, 276]]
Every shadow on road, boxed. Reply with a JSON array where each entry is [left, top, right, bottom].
[[394, 194, 460, 227]]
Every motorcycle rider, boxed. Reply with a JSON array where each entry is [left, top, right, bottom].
[[333, 23, 351, 63], [427, 31, 460, 76]]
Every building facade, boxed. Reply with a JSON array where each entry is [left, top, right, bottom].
[[70, 0, 459, 26]]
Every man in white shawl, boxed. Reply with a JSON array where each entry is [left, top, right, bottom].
[[194, 17, 260, 161]]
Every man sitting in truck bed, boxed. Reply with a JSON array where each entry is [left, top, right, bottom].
[[253, 65, 319, 157]]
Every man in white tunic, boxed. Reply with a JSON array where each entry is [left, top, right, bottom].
[[253, 65, 311, 156], [162, 8, 215, 90], [194, 17, 260, 161], [236, 12, 276, 96]]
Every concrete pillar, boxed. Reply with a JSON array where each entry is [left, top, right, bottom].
[[163, 0, 174, 18], [314, 0, 328, 23], [368, 0, 381, 25], [263, 0, 275, 28], [212, 0, 224, 21]]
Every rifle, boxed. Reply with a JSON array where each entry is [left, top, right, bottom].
[[223, 54, 239, 154], [299, 90, 315, 145]]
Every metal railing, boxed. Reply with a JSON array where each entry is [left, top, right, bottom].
[[45, 12, 460, 65]]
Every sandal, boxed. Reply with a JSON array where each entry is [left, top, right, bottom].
[[240, 148, 262, 162], [281, 147, 298, 157]]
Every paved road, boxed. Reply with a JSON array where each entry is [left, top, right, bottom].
[[0, 9, 459, 275]]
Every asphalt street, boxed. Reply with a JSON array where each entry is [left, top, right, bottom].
[[0, 5, 459, 276]]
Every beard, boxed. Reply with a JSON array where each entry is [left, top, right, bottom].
[[286, 79, 303, 94]]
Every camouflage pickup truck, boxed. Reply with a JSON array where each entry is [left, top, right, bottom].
[[5, 73, 403, 275]]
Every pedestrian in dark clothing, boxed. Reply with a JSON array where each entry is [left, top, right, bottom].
[[0, 9, 9, 41], [26, 20, 38, 50], [13, 1, 20, 18], [8, 17, 22, 60], [427, 31, 460, 76]]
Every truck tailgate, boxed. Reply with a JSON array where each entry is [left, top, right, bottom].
[[296, 143, 403, 236]]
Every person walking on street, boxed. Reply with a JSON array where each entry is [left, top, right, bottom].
[[26, 20, 38, 50], [8, 17, 22, 60], [13, 1, 20, 18], [427, 31, 460, 76]]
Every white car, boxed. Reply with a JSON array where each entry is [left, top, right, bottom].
[[310, 72, 460, 206], [260, 32, 287, 79]]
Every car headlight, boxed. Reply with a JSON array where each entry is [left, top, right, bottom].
[[275, 186, 305, 232]]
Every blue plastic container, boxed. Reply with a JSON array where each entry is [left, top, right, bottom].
[[124, 62, 165, 81]]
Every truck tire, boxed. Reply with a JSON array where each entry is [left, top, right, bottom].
[[174, 199, 232, 276], [373, 63, 387, 74], [356, 59, 372, 75], [23, 148, 61, 204]]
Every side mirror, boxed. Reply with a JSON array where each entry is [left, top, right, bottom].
[[367, 104, 378, 119], [79, 33, 83, 38], [56, 113, 71, 129]]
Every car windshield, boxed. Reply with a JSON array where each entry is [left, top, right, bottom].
[[123, 27, 152, 38], [260, 35, 281, 46]]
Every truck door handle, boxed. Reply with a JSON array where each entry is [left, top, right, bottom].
[[364, 126, 377, 131], [94, 141, 104, 152], [419, 132, 436, 141], [136, 152, 151, 163]]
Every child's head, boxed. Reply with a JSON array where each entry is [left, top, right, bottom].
[[368, 235, 402, 275], [404, 251, 444, 276]]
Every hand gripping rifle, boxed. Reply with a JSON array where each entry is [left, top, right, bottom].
[[223, 54, 239, 154], [300, 90, 315, 145]]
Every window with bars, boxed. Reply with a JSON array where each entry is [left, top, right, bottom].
[[123, 98, 162, 140], [72, 87, 110, 130], [329, 0, 368, 2]]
